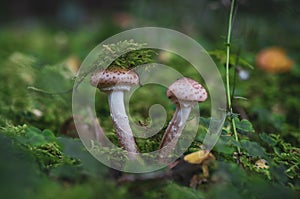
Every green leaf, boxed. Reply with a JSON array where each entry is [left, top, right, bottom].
[[214, 135, 240, 154], [42, 129, 56, 142], [233, 96, 248, 101], [0, 134, 41, 199], [240, 140, 266, 157], [208, 50, 254, 69], [24, 127, 47, 146], [57, 137, 108, 176], [259, 133, 277, 147], [234, 118, 255, 134], [165, 183, 205, 199]]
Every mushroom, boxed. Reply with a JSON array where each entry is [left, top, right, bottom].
[[159, 77, 207, 159], [184, 149, 216, 186], [90, 68, 139, 159], [256, 47, 294, 73], [255, 159, 269, 169], [183, 149, 215, 165]]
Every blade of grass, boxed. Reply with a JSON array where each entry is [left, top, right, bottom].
[[225, 0, 241, 153]]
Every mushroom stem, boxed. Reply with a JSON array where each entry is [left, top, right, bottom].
[[159, 102, 194, 159], [107, 90, 139, 158], [178, 103, 193, 129], [159, 106, 179, 149]]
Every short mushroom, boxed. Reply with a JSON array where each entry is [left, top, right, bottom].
[[255, 159, 269, 169], [90, 68, 139, 159], [159, 77, 207, 159]]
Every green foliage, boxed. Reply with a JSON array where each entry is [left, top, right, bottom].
[[206, 162, 297, 199], [0, 130, 128, 199], [33, 179, 130, 199], [93, 39, 157, 70], [163, 183, 205, 199], [240, 139, 266, 157], [209, 50, 253, 69], [0, 133, 41, 199], [0, 50, 73, 133], [259, 133, 300, 180], [136, 138, 160, 153], [5, 117, 298, 199], [234, 118, 255, 134], [75, 39, 157, 90], [1, 124, 76, 172], [0, 124, 108, 178], [0, 7, 299, 199], [195, 117, 300, 193]]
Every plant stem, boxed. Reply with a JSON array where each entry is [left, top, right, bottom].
[[225, 0, 241, 153]]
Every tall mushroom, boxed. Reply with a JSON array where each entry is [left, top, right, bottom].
[[159, 77, 207, 159], [90, 68, 139, 159]]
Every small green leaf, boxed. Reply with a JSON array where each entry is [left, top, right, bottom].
[[165, 183, 205, 199], [42, 129, 56, 142], [240, 140, 266, 157], [235, 118, 255, 134], [259, 133, 277, 147], [214, 135, 239, 154], [208, 50, 254, 69], [25, 127, 46, 146]]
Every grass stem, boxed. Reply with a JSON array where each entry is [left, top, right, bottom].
[[225, 0, 241, 153]]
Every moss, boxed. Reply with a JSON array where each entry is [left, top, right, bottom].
[[93, 39, 157, 70]]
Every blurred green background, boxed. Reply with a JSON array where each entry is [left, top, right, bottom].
[[0, 0, 299, 199]]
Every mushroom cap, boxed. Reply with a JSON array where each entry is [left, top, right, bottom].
[[90, 68, 139, 91], [166, 77, 207, 103], [184, 149, 215, 164], [256, 47, 294, 73]]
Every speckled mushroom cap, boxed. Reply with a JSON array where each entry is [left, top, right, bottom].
[[166, 77, 207, 103], [90, 68, 139, 91]]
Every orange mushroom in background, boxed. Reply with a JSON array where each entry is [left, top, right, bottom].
[[255, 46, 294, 73]]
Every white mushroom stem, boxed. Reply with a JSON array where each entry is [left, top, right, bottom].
[[159, 101, 195, 158], [106, 89, 139, 158]]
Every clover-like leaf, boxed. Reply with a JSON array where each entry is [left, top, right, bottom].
[[234, 118, 255, 134]]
